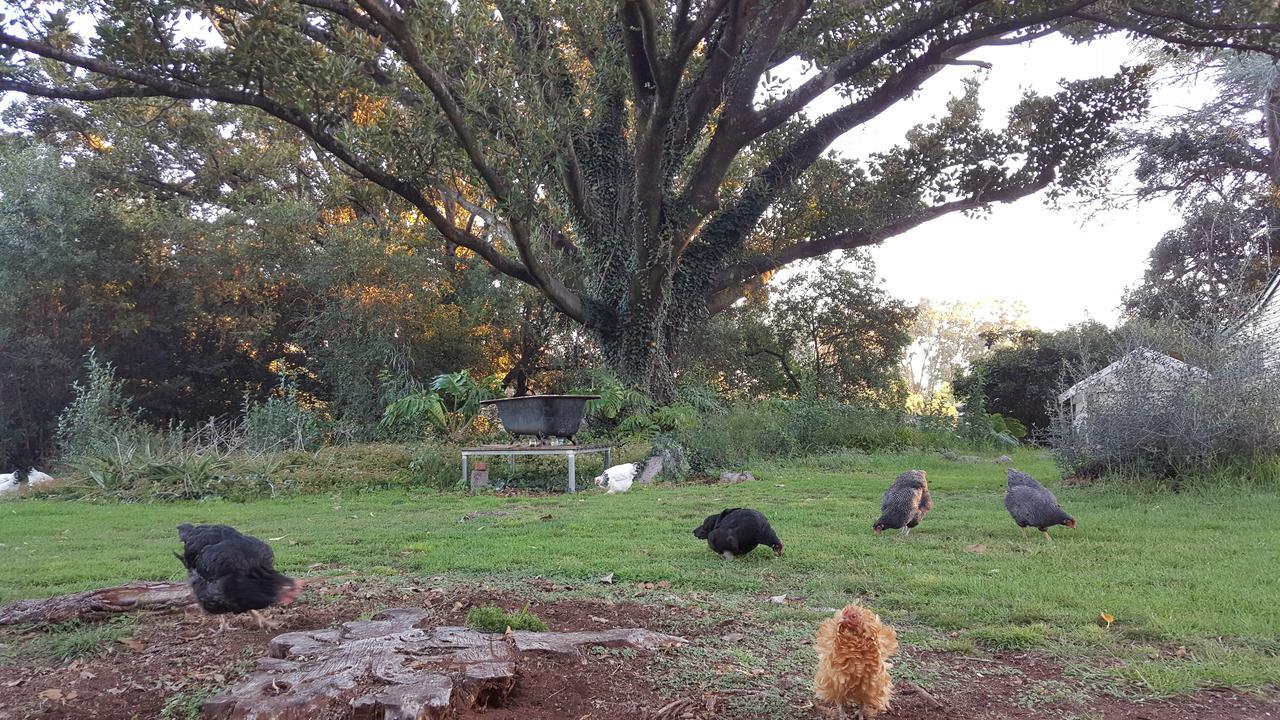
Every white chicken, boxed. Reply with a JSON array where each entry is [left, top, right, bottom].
[[0, 473, 18, 496], [593, 463, 638, 494], [26, 468, 55, 487]]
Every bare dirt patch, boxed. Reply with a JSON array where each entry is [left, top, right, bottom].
[[1, 580, 1276, 720]]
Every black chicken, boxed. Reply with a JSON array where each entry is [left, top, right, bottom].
[[1004, 469, 1076, 540], [874, 469, 932, 536], [174, 523, 301, 631], [693, 508, 784, 558]]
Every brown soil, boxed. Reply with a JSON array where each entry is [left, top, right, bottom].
[[1, 581, 1276, 720]]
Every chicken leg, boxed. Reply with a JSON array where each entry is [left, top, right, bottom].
[[900, 526, 911, 537], [1041, 530, 1052, 541], [249, 609, 281, 631]]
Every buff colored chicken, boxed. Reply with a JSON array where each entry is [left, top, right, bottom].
[[813, 604, 898, 719]]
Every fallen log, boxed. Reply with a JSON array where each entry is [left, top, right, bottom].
[[0, 582, 196, 626], [203, 607, 687, 720]]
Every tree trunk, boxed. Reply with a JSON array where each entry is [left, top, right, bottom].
[[0, 582, 196, 625], [598, 305, 679, 403]]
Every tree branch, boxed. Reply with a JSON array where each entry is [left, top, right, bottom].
[[704, 176, 1054, 315], [0, 28, 552, 301]]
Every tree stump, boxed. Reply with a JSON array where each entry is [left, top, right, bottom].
[[0, 582, 196, 625], [201, 607, 687, 719]]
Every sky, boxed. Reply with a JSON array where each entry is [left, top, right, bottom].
[[814, 35, 1216, 331]]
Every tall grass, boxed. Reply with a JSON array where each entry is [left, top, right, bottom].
[[679, 399, 960, 470]]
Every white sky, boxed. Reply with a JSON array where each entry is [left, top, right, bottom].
[[816, 35, 1215, 330]]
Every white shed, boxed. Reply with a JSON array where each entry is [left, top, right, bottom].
[[1058, 348, 1208, 430], [1227, 269, 1280, 369]]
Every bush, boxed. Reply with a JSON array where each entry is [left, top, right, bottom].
[[381, 370, 501, 442], [55, 350, 143, 459], [407, 444, 461, 492], [679, 399, 960, 470], [242, 371, 326, 452], [465, 604, 548, 632], [1050, 329, 1280, 484]]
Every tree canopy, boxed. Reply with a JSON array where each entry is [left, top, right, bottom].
[[3, 1, 1278, 398], [1120, 50, 1280, 322]]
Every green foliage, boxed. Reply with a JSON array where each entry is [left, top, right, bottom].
[[1117, 51, 1279, 323], [407, 444, 462, 492], [680, 399, 959, 470], [957, 372, 1019, 449], [1, 619, 136, 664], [682, 258, 914, 403], [576, 367, 652, 421], [955, 322, 1122, 436], [465, 604, 548, 633], [55, 350, 142, 460], [63, 438, 297, 501], [242, 372, 325, 452], [382, 370, 500, 441], [160, 687, 217, 720], [615, 403, 699, 440], [0, 2, 1194, 399]]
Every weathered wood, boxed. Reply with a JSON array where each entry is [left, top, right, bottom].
[[202, 607, 687, 719], [0, 582, 196, 625]]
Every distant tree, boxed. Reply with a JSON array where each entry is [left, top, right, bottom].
[[682, 258, 913, 402], [7, 2, 1272, 398], [954, 321, 1120, 435], [899, 299, 1028, 396], [1121, 51, 1280, 322]]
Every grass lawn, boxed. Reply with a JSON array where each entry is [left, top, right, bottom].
[[2, 447, 1278, 706]]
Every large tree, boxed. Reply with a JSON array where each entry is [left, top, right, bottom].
[[1121, 50, 1280, 322], [3, 2, 1277, 399]]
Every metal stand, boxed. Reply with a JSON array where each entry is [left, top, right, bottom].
[[461, 444, 612, 493]]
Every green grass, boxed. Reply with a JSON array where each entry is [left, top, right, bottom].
[[2, 447, 1278, 696], [465, 604, 549, 632], [0, 618, 137, 664]]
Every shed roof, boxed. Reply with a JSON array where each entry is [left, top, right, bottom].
[[1057, 347, 1207, 404]]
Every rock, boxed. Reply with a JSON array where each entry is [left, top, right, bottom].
[[720, 632, 746, 643], [637, 455, 664, 485], [640, 437, 689, 483], [202, 608, 686, 719], [719, 471, 754, 484], [995, 455, 1013, 465]]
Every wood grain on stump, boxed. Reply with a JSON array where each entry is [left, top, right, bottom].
[[201, 607, 686, 719]]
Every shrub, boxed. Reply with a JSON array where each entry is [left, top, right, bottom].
[[55, 350, 142, 459], [241, 371, 326, 452], [465, 604, 548, 632], [679, 399, 960, 470], [407, 444, 461, 492], [1049, 328, 1280, 484], [382, 370, 501, 441]]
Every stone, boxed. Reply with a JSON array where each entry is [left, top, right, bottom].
[[719, 471, 754, 484]]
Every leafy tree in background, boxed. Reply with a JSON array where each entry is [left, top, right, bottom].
[[899, 299, 1028, 397], [680, 258, 913, 402], [954, 321, 1120, 436], [1121, 51, 1280, 322], [7, 2, 1273, 399]]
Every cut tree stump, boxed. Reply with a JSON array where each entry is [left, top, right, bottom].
[[0, 582, 196, 625], [202, 607, 687, 720]]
